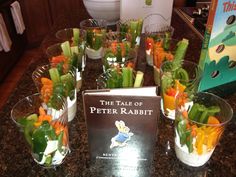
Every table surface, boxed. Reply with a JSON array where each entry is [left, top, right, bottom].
[[0, 11, 236, 177]]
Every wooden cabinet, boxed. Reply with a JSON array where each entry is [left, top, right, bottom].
[[21, 0, 90, 46], [21, 0, 52, 46], [0, 0, 27, 82]]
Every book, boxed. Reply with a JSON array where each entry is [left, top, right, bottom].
[[198, 0, 236, 95], [83, 87, 160, 175]]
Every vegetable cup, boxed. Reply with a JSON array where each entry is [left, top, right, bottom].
[[175, 92, 233, 167], [11, 93, 70, 167], [55, 27, 86, 71], [160, 60, 201, 120], [80, 19, 107, 59], [46, 42, 83, 92], [96, 67, 144, 89], [149, 38, 179, 86], [116, 19, 143, 49], [102, 31, 137, 72], [32, 64, 77, 122], [144, 24, 174, 67]]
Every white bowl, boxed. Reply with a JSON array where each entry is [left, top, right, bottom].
[[83, 0, 120, 25]]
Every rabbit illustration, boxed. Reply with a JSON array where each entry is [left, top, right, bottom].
[[110, 120, 133, 149]]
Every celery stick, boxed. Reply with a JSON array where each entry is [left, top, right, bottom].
[[130, 20, 139, 48], [73, 28, 80, 46], [61, 41, 72, 57], [133, 71, 144, 87], [136, 19, 143, 36], [116, 44, 122, 62], [124, 42, 131, 57], [49, 68, 61, 84], [93, 33, 103, 50], [122, 67, 133, 87], [71, 46, 79, 54], [173, 38, 189, 66]]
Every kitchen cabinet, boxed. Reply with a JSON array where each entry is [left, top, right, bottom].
[[21, 0, 90, 46], [0, 0, 27, 82], [21, 0, 52, 46]]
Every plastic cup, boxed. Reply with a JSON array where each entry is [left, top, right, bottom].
[[80, 19, 107, 59], [46, 43, 83, 92], [32, 64, 77, 122], [11, 93, 70, 167], [174, 92, 233, 167], [160, 60, 201, 120], [144, 24, 174, 67], [102, 31, 137, 72], [116, 19, 143, 48], [55, 27, 86, 72], [96, 67, 143, 89]]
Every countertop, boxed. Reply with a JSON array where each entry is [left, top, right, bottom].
[[0, 10, 236, 177]]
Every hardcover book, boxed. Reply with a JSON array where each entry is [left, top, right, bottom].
[[83, 87, 160, 175], [198, 0, 236, 95]]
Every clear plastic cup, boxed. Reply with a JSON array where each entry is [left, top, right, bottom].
[[11, 93, 70, 167], [80, 19, 107, 59], [144, 24, 174, 67], [160, 60, 202, 120], [175, 92, 233, 167], [96, 67, 143, 89], [32, 64, 77, 122], [46, 43, 83, 92], [102, 31, 137, 72]]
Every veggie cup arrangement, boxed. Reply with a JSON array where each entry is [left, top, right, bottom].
[[80, 19, 107, 59], [102, 31, 137, 72], [145, 24, 174, 67], [96, 66, 144, 89], [174, 92, 233, 167], [55, 27, 86, 71], [32, 64, 77, 122], [46, 42, 83, 92], [160, 60, 202, 120], [11, 93, 70, 167], [116, 19, 143, 49]]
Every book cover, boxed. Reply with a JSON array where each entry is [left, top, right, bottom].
[[198, 0, 236, 93], [120, 0, 174, 32], [83, 87, 160, 175]]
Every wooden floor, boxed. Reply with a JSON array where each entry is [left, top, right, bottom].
[[0, 47, 43, 110]]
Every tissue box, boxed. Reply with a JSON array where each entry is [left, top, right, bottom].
[[120, 0, 174, 32], [198, 0, 236, 96]]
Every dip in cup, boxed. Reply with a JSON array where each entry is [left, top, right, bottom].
[[32, 64, 77, 122], [11, 93, 69, 168], [160, 60, 201, 120], [80, 19, 107, 59], [174, 92, 233, 167]]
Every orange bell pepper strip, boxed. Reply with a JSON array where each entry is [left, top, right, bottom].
[[163, 92, 176, 111], [207, 116, 220, 125]]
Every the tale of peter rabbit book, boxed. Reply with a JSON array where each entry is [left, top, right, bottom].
[[82, 87, 160, 175], [199, 0, 236, 95]]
